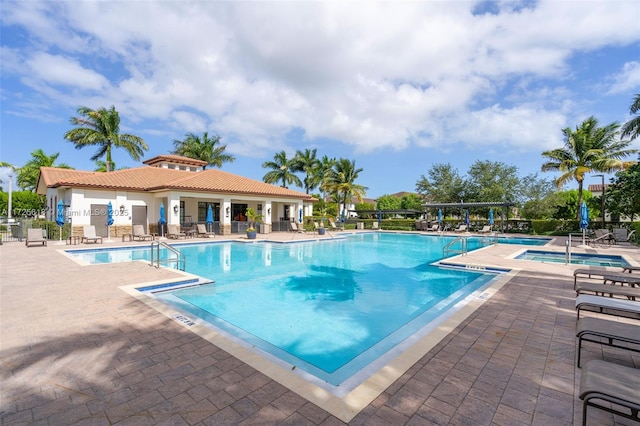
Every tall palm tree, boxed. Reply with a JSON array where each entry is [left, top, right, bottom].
[[324, 158, 368, 219], [64, 106, 148, 172], [172, 132, 235, 169], [94, 160, 116, 172], [292, 148, 320, 194], [262, 150, 302, 188], [316, 155, 337, 200], [621, 93, 640, 141], [541, 116, 638, 219], [17, 149, 73, 191]]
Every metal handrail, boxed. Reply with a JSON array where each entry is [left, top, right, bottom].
[[443, 235, 468, 257], [150, 241, 185, 270]]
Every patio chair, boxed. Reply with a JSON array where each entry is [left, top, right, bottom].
[[476, 225, 492, 234], [328, 219, 341, 231], [575, 294, 640, 319], [196, 223, 215, 238], [82, 225, 103, 244], [372, 221, 379, 230], [576, 317, 640, 367], [452, 224, 467, 233], [613, 228, 636, 243], [289, 222, 305, 233], [575, 282, 640, 300], [589, 229, 615, 246], [167, 224, 186, 239], [132, 224, 153, 241], [25, 228, 47, 247], [579, 359, 640, 425], [426, 223, 439, 232]]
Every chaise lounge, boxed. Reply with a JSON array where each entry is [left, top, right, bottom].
[[576, 317, 640, 367], [196, 223, 215, 238], [25, 228, 47, 247], [82, 225, 103, 244], [132, 224, 153, 241], [167, 224, 186, 239], [575, 294, 640, 319], [579, 359, 640, 425]]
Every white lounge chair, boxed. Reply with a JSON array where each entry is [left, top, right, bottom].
[[575, 294, 640, 319], [167, 224, 186, 239], [477, 225, 492, 234], [132, 224, 153, 241], [26, 228, 47, 247], [82, 225, 103, 244], [289, 222, 305, 233], [196, 223, 215, 238]]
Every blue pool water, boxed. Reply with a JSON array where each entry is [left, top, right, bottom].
[[67, 233, 547, 387], [516, 250, 630, 267]]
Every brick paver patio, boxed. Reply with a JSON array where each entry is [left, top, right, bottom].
[[1, 232, 638, 425]]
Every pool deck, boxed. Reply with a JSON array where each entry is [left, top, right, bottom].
[[1, 231, 639, 425]]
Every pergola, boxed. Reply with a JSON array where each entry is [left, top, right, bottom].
[[423, 202, 514, 231]]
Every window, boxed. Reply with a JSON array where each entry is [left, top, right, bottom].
[[198, 202, 219, 222], [231, 204, 248, 221]]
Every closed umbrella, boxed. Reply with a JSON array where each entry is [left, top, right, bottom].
[[206, 204, 214, 232], [159, 203, 167, 236], [378, 210, 382, 223], [106, 202, 114, 241], [437, 209, 443, 231], [465, 209, 470, 227], [580, 202, 589, 246], [488, 209, 494, 225], [56, 200, 65, 242], [299, 208, 303, 223]]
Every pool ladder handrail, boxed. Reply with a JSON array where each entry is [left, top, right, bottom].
[[150, 241, 185, 271], [443, 235, 469, 257]]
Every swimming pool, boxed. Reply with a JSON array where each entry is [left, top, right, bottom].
[[516, 249, 630, 267], [69, 234, 515, 387]]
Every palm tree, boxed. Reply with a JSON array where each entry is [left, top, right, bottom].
[[316, 155, 337, 201], [262, 151, 302, 188], [172, 132, 235, 169], [64, 106, 148, 172], [94, 160, 116, 172], [541, 116, 638, 219], [324, 158, 368, 219], [292, 148, 320, 194], [17, 149, 73, 191], [621, 93, 640, 141]]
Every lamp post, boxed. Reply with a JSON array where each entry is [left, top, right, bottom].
[[592, 174, 605, 228]]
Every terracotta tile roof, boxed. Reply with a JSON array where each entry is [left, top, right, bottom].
[[142, 154, 208, 167], [38, 166, 315, 200]]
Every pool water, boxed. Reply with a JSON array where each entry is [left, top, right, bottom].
[[516, 250, 629, 267], [68, 233, 548, 388]]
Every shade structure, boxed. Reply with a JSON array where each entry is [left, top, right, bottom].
[[488, 209, 494, 225], [465, 209, 470, 226], [206, 204, 214, 232], [580, 202, 589, 246], [56, 200, 65, 242]]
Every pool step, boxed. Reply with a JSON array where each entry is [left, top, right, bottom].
[[137, 277, 215, 293]]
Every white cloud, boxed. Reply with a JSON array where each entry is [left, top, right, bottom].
[[607, 62, 640, 95], [2, 0, 640, 159]]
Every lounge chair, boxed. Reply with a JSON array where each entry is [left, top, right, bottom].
[[579, 359, 640, 425], [613, 228, 636, 243], [575, 282, 639, 301], [372, 222, 379, 230], [25, 228, 47, 247], [575, 294, 640, 319], [573, 268, 640, 289], [476, 225, 492, 234], [82, 225, 103, 244], [328, 219, 341, 231], [589, 229, 615, 246], [167, 224, 186, 239], [426, 223, 439, 232], [132, 224, 153, 241], [196, 223, 215, 238], [576, 317, 640, 367], [289, 222, 305, 233], [452, 224, 467, 232]]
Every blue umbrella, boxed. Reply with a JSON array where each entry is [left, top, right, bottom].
[[580, 202, 589, 245], [488, 209, 494, 226], [378, 210, 382, 223], [437, 209, 443, 223], [106, 202, 114, 240], [465, 209, 470, 226], [206, 204, 214, 232], [299, 208, 303, 223], [56, 200, 65, 242], [159, 203, 167, 236], [341, 209, 345, 223]]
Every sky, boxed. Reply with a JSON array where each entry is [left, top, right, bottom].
[[1, 1, 639, 199]]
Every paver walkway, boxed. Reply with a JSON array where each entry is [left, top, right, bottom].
[[1, 233, 638, 425]]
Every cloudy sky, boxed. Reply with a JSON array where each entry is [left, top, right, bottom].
[[1, 1, 639, 197]]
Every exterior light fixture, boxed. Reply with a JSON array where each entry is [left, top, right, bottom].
[[173, 205, 179, 214], [226, 206, 230, 217], [267, 208, 271, 215]]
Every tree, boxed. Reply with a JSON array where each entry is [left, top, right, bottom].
[[17, 149, 72, 191], [541, 116, 638, 219], [172, 132, 235, 169], [292, 148, 320, 194], [316, 155, 337, 200], [0, 190, 45, 216], [415, 163, 466, 203], [466, 160, 519, 203], [324, 158, 368, 218], [262, 151, 302, 188], [94, 160, 116, 172], [376, 194, 402, 211], [64, 105, 148, 172], [400, 193, 424, 210], [606, 155, 640, 221], [621, 93, 640, 141]]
